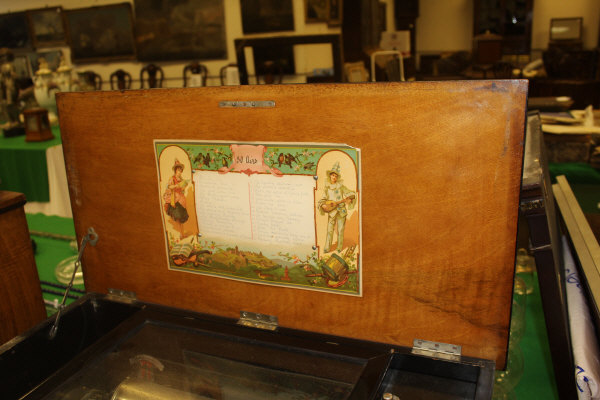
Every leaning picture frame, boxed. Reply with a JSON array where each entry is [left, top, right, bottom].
[[27, 7, 67, 48], [65, 3, 136, 63]]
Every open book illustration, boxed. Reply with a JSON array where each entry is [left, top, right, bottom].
[[155, 141, 362, 296]]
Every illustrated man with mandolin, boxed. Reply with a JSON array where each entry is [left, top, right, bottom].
[[318, 161, 356, 253]]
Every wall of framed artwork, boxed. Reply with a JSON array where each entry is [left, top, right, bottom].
[[1, 0, 599, 86], [0, 0, 344, 87]]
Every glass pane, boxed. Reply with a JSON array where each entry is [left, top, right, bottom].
[[43, 321, 363, 399], [26, 115, 39, 132]]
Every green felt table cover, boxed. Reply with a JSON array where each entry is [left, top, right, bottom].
[[549, 162, 600, 186], [0, 126, 61, 202], [26, 212, 83, 315], [515, 273, 559, 399]]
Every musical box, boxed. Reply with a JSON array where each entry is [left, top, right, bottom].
[[0, 80, 527, 399]]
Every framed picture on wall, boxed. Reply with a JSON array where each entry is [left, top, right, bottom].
[[134, 0, 226, 61], [0, 12, 33, 49], [27, 7, 67, 48], [327, 0, 343, 26], [241, 0, 294, 34], [305, 0, 328, 23], [28, 49, 65, 73], [13, 54, 32, 79], [65, 3, 136, 63], [306, 0, 343, 26]]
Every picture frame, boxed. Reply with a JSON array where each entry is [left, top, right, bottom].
[[550, 17, 583, 42], [0, 12, 33, 49], [134, 0, 226, 61], [241, 0, 294, 34], [13, 54, 32, 79], [65, 3, 136, 63], [306, 0, 343, 26], [327, 0, 343, 26], [305, 0, 329, 23], [26, 7, 67, 48], [27, 48, 65, 74]]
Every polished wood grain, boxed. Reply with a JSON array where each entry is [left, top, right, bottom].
[[57, 81, 527, 368], [0, 191, 47, 345]]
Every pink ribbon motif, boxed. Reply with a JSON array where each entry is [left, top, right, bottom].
[[218, 144, 282, 176]]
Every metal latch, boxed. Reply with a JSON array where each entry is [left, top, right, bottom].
[[412, 339, 462, 361], [237, 311, 278, 331], [107, 288, 137, 303], [520, 197, 545, 212]]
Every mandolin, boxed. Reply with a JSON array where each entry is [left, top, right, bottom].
[[320, 195, 355, 213]]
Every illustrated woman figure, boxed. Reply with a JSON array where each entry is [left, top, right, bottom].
[[163, 159, 189, 239], [318, 161, 356, 252]]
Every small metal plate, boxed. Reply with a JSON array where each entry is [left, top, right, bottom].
[[219, 100, 275, 108]]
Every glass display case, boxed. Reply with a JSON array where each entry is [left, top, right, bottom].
[[1, 294, 494, 400]]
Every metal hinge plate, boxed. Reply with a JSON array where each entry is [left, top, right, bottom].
[[107, 288, 137, 303], [237, 311, 278, 331], [412, 339, 462, 361]]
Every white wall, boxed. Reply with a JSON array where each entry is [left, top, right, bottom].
[[0, 0, 340, 87], [415, 0, 598, 56], [416, 0, 474, 53]]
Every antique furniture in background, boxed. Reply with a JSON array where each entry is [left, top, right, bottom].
[[471, 31, 504, 78], [0, 191, 47, 345], [219, 63, 239, 85], [473, 0, 533, 55], [77, 71, 102, 91], [24, 107, 54, 142], [140, 63, 164, 88], [183, 62, 207, 87], [110, 69, 132, 90]]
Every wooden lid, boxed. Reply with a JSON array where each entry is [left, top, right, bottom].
[[56, 81, 527, 368], [0, 191, 26, 214]]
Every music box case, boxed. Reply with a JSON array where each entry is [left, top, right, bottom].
[[0, 80, 527, 400]]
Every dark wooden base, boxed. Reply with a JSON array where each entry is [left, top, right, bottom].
[[25, 130, 55, 142]]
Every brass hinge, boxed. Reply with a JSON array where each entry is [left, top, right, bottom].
[[237, 311, 278, 331], [107, 288, 137, 304], [412, 339, 462, 362]]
